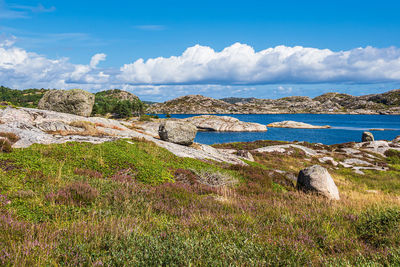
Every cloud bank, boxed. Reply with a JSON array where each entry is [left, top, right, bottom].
[[119, 43, 400, 85], [1, 38, 400, 94]]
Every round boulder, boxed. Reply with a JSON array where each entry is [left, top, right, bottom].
[[297, 165, 340, 200], [38, 89, 95, 117], [362, 131, 374, 142], [158, 121, 197, 146]]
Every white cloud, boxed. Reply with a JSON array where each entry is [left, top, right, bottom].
[[119, 43, 400, 85], [89, 53, 106, 68], [0, 38, 110, 89], [1, 38, 400, 99]]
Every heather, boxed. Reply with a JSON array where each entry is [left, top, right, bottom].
[[0, 139, 400, 265]]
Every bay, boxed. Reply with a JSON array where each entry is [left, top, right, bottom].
[[156, 114, 400, 145]]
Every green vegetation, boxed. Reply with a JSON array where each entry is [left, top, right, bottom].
[[0, 138, 400, 265], [92, 89, 145, 118], [0, 86, 48, 108]]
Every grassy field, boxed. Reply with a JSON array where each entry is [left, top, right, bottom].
[[1, 138, 400, 266]]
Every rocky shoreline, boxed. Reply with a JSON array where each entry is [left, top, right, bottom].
[[147, 89, 400, 115]]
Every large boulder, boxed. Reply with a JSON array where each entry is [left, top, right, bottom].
[[158, 121, 197, 146], [38, 89, 95, 117], [297, 165, 340, 200], [362, 131, 374, 142]]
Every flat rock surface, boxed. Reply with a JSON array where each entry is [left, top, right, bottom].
[[267, 121, 330, 129], [184, 115, 267, 132], [254, 144, 319, 156]]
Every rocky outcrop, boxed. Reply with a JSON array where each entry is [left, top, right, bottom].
[[95, 89, 139, 101], [0, 107, 245, 165], [267, 121, 330, 129], [184, 115, 267, 132], [147, 95, 238, 114], [362, 132, 374, 142], [38, 89, 95, 117], [158, 121, 197, 146], [146, 89, 400, 114], [35, 121, 84, 133], [297, 165, 340, 200]]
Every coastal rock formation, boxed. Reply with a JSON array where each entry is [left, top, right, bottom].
[[35, 121, 84, 133], [362, 131, 374, 142], [158, 121, 197, 146], [148, 95, 238, 114], [267, 121, 330, 129], [146, 89, 400, 114], [38, 89, 95, 117], [0, 106, 245, 165], [184, 115, 267, 131], [297, 165, 340, 200]]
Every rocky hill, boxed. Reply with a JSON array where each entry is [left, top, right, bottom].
[[147, 89, 400, 114], [148, 95, 240, 114], [95, 89, 139, 102]]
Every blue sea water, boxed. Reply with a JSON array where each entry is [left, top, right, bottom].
[[157, 114, 400, 145]]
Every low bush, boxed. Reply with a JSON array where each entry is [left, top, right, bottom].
[[356, 206, 400, 247], [138, 114, 159, 121], [47, 181, 99, 206], [386, 149, 400, 165]]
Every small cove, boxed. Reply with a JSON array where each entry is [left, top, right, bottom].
[[156, 114, 400, 145]]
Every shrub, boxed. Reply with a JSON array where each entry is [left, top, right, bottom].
[[192, 169, 237, 187], [386, 149, 400, 165], [110, 168, 136, 183], [356, 207, 400, 247], [174, 169, 199, 185], [47, 181, 99, 206], [0, 138, 12, 153], [138, 115, 152, 121]]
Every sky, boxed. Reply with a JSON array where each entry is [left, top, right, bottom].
[[1, 0, 400, 101]]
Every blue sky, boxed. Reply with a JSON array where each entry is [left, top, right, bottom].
[[1, 0, 400, 101]]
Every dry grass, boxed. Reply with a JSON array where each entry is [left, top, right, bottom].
[[0, 138, 12, 153], [46, 121, 109, 137], [0, 132, 20, 144]]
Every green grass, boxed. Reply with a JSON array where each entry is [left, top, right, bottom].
[[1, 138, 400, 266]]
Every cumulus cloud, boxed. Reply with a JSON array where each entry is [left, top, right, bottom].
[[89, 53, 106, 68], [119, 43, 400, 85], [1, 38, 400, 98], [0, 38, 110, 89]]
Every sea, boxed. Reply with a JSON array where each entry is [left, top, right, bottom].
[[156, 114, 400, 145]]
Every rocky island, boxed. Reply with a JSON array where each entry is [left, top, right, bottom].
[[267, 121, 331, 129], [147, 89, 400, 114]]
